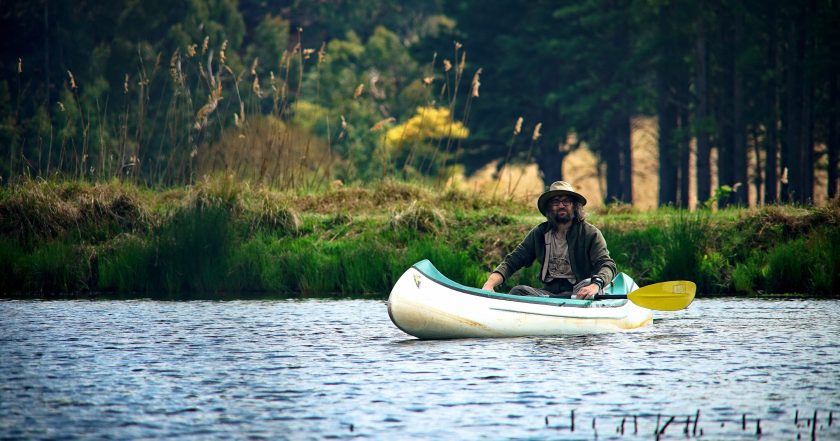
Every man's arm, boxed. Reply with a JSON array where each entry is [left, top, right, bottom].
[[588, 228, 617, 284], [482, 271, 505, 292], [577, 227, 616, 300]]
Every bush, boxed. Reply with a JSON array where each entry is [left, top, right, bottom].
[[805, 227, 840, 294], [97, 234, 151, 292], [697, 251, 732, 294], [19, 241, 87, 293], [731, 252, 766, 294], [655, 211, 709, 283], [0, 239, 25, 294], [765, 237, 810, 294]]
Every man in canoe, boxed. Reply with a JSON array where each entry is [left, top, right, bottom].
[[481, 181, 616, 300]]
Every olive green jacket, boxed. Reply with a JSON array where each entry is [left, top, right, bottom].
[[493, 220, 616, 286]]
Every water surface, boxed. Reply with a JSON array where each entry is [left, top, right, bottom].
[[1, 298, 838, 440]]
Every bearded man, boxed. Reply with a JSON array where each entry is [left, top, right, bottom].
[[481, 181, 616, 300]]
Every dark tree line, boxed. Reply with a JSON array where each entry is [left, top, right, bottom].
[[443, 0, 839, 206], [1, 0, 837, 205]]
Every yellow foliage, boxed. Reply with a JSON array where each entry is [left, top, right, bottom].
[[385, 106, 469, 151]]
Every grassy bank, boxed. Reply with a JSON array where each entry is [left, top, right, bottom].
[[1, 177, 838, 298]]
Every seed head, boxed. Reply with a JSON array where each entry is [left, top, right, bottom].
[[220, 40, 228, 64], [67, 71, 77, 89], [17, 58, 22, 74], [514, 117, 523, 135], [443, 59, 452, 72], [471, 68, 482, 97], [353, 84, 364, 99], [370, 117, 396, 131], [318, 42, 326, 65], [250, 58, 259, 76], [252, 75, 263, 97], [532, 122, 542, 141]]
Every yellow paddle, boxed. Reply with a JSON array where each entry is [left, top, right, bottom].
[[626, 280, 697, 311]]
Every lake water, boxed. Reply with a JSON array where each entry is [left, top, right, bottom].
[[1, 298, 838, 440]]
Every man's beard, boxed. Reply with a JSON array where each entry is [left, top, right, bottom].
[[549, 208, 573, 227]]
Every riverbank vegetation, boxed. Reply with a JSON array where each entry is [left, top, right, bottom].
[[1, 178, 838, 298]]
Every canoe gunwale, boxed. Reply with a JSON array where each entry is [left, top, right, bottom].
[[411, 262, 628, 310]]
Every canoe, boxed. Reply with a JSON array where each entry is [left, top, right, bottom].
[[387, 260, 653, 339]]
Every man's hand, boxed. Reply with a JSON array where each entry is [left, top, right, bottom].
[[482, 272, 504, 292], [576, 283, 599, 300]]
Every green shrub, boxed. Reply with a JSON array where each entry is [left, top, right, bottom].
[[696, 251, 732, 294], [806, 227, 840, 294], [731, 252, 767, 294], [19, 241, 87, 293], [603, 226, 668, 284], [97, 234, 151, 292], [765, 237, 810, 294], [656, 211, 709, 282], [98, 201, 238, 294], [0, 239, 25, 294]]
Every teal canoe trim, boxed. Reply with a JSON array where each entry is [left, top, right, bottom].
[[411, 259, 629, 309]]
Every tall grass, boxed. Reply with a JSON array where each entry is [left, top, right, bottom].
[[4, 31, 480, 195], [2, 178, 839, 297], [98, 201, 236, 294]]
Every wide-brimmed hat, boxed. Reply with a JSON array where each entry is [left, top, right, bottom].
[[537, 181, 587, 215]]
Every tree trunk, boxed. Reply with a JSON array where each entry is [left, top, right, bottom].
[[605, 135, 621, 204], [43, 1, 51, 106], [764, 5, 780, 204], [620, 117, 633, 204], [604, 114, 632, 204], [800, 3, 815, 203], [536, 145, 565, 185], [679, 105, 691, 208], [658, 101, 678, 206], [732, 0, 747, 205], [717, 15, 735, 208], [782, 10, 802, 203], [695, 14, 711, 206], [657, 3, 678, 206], [830, 70, 839, 200]]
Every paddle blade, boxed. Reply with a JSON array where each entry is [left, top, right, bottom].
[[628, 280, 696, 311]]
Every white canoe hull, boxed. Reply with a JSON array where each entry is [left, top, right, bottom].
[[387, 261, 653, 339]]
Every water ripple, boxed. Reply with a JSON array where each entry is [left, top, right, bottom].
[[1, 298, 839, 440]]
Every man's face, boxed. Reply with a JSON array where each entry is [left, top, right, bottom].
[[548, 196, 575, 224]]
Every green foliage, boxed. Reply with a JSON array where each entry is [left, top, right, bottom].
[[18, 241, 87, 293], [244, 14, 290, 79], [3, 179, 840, 297], [602, 226, 668, 283], [810, 227, 840, 294], [299, 26, 423, 181], [0, 239, 25, 294], [764, 237, 810, 294], [697, 251, 731, 294], [98, 201, 236, 293], [97, 234, 151, 292], [653, 211, 709, 283], [731, 252, 767, 294]]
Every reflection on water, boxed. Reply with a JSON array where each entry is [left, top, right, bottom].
[[1, 298, 838, 440]]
